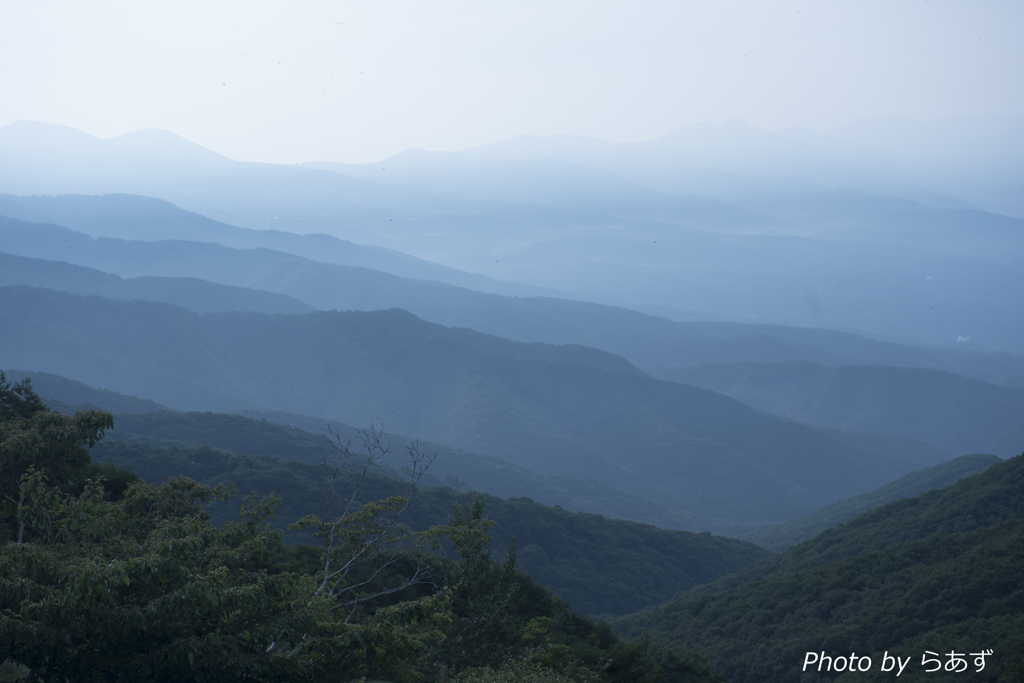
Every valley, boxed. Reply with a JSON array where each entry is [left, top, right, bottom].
[[1, 110, 1021, 682]]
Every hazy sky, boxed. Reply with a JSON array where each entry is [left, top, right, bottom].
[[2, 0, 1022, 163]]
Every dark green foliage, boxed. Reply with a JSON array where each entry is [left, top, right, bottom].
[[474, 497, 771, 617], [0, 372, 46, 422], [71, 460, 141, 501], [0, 471, 726, 683], [0, 387, 725, 683], [0, 372, 114, 543], [428, 498, 727, 683], [1, 479, 312, 681], [0, 474, 458, 682], [433, 498, 525, 673], [0, 389, 460, 681], [0, 287, 954, 531], [614, 454, 1024, 683], [744, 453, 1002, 551], [91, 437, 769, 616], [9, 370, 722, 533], [652, 360, 1024, 455], [1004, 653, 1024, 683]]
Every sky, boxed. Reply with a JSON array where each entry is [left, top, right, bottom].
[[2, 0, 1022, 163]]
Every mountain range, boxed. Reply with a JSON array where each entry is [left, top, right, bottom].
[[0, 286, 955, 531], [4, 369, 710, 532], [3, 120, 1022, 351], [2, 114, 1021, 679], [3, 209, 1022, 385], [18, 367, 1006, 622], [2, 120, 1021, 540], [4, 369, 771, 618]]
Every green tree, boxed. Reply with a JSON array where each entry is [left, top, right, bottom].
[[0, 473, 456, 682], [0, 387, 454, 682], [432, 496, 523, 677], [290, 426, 445, 622], [427, 497, 727, 683], [1, 475, 314, 680], [0, 371, 112, 543], [0, 380, 727, 682]]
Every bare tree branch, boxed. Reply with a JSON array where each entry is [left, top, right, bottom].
[[290, 425, 440, 613]]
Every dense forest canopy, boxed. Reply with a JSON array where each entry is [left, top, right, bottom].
[[1, 375, 727, 682], [12, 372, 770, 618], [615, 451, 1024, 683]]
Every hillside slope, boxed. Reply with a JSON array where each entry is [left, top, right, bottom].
[[0, 287, 953, 529], [742, 453, 1002, 551], [651, 361, 1024, 455], [0, 192, 565, 299], [2, 368, 771, 619], [95, 439, 771, 617], [7, 368, 723, 532], [615, 453, 1024, 682], [0, 251, 314, 314]]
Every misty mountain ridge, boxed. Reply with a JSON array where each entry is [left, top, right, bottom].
[[466, 115, 1024, 217], [326, 135, 1023, 267], [3, 121, 1022, 354], [19, 365, 1006, 549], [6, 116, 1019, 223], [2, 194, 1021, 355], [301, 152, 779, 234], [3, 212, 1022, 384], [4, 368, 736, 534], [3, 113, 1021, 550], [0, 285, 958, 532], [0, 251, 315, 314], [650, 361, 1024, 456], [0, 192, 575, 300]]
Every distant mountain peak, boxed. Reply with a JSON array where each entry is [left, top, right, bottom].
[[0, 120, 232, 169], [106, 128, 231, 164]]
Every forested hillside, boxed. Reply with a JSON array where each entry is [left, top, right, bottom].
[[93, 439, 769, 617], [652, 361, 1024, 452], [7, 369, 723, 532], [742, 453, 1001, 550], [0, 373, 727, 681], [615, 453, 1024, 682], [3, 369, 170, 414], [0, 288, 955, 532], [7, 369, 770, 616]]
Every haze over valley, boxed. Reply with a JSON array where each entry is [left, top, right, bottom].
[[2, 2, 1022, 681]]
